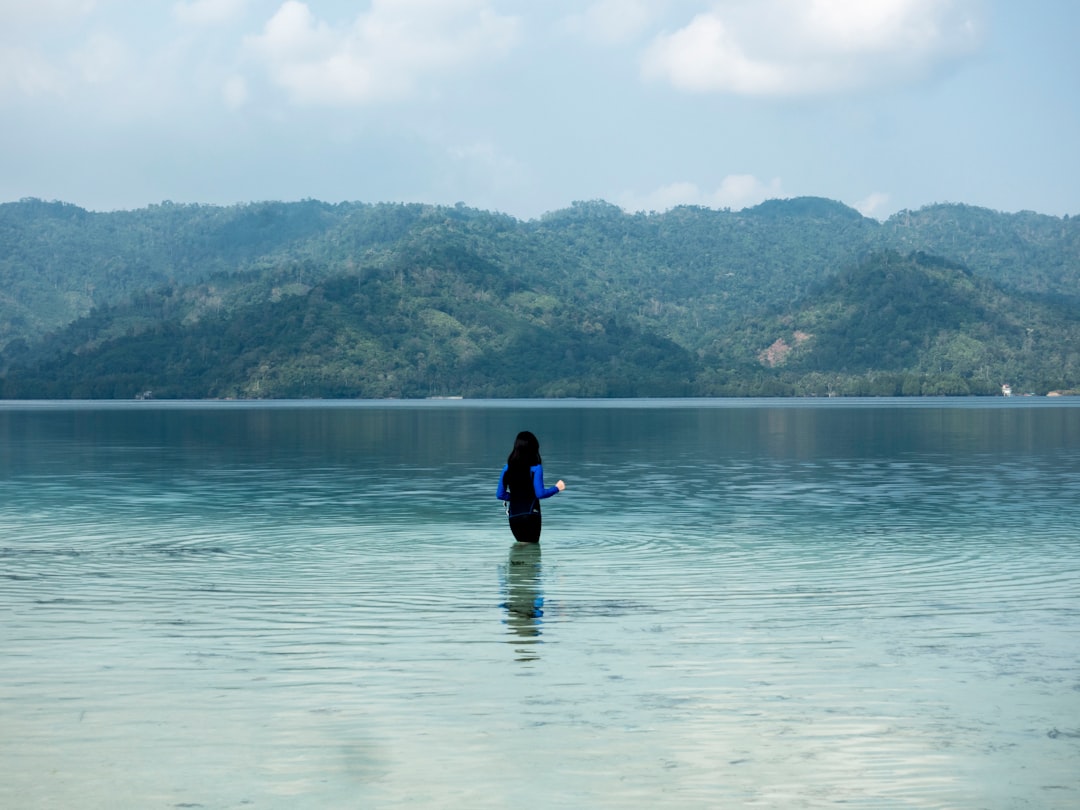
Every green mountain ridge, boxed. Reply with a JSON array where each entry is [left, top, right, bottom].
[[713, 252, 1080, 396], [1, 197, 1078, 398]]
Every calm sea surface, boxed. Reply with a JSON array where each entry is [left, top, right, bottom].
[[2, 399, 1078, 809]]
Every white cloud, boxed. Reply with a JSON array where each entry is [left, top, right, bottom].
[[855, 191, 891, 219], [444, 140, 529, 204], [0, 0, 98, 98], [244, 0, 520, 106], [0, 30, 128, 99], [620, 174, 786, 213], [222, 74, 248, 108], [562, 0, 657, 46], [0, 0, 96, 34], [173, 0, 249, 27], [448, 140, 516, 172], [642, 0, 982, 97], [0, 47, 67, 97], [69, 31, 128, 85]]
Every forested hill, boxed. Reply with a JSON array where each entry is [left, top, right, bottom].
[[713, 251, 1080, 396], [1, 197, 1078, 398]]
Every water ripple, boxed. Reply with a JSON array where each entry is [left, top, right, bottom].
[[3, 402, 1080, 809]]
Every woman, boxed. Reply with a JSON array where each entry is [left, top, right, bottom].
[[496, 431, 565, 543]]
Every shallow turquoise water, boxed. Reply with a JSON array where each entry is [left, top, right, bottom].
[[1, 399, 1078, 808]]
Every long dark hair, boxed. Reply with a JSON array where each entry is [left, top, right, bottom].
[[503, 431, 541, 498]]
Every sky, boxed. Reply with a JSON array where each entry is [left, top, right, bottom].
[[1, 0, 1077, 221]]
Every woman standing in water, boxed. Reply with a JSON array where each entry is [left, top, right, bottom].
[[497, 431, 565, 543]]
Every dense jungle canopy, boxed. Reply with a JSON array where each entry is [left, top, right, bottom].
[[1, 196, 1077, 398]]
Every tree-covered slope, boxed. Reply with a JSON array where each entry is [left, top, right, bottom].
[[1, 248, 699, 399], [713, 252, 1080, 396], [1, 196, 1077, 398], [879, 204, 1080, 299], [0, 198, 442, 349]]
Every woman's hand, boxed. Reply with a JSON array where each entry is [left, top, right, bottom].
[[556, 480, 566, 491]]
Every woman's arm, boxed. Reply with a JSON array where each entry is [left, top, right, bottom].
[[532, 465, 565, 499], [496, 464, 510, 500]]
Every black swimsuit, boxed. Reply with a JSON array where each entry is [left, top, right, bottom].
[[507, 500, 542, 543], [498, 463, 559, 543]]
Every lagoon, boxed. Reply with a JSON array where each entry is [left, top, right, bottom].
[[1, 399, 1079, 808]]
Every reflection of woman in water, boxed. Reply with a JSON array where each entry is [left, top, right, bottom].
[[503, 542, 544, 645], [496, 431, 565, 543]]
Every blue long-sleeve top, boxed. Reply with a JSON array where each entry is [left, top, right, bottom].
[[497, 464, 560, 509]]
